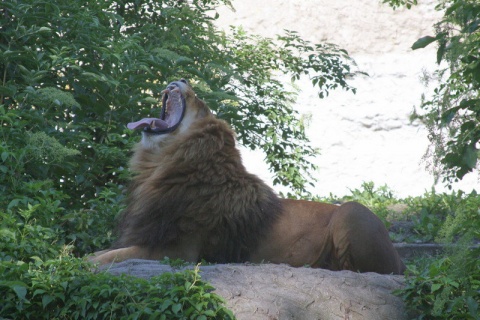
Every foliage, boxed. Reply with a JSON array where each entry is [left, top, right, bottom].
[[320, 182, 399, 226], [190, 26, 357, 196], [385, 0, 480, 184], [344, 182, 398, 223], [382, 0, 418, 10], [438, 190, 480, 242], [0, 179, 121, 261], [0, 257, 234, 320], [1, 194, 233, 319], [376, 3, 480, 315], [402, 189, 480, 242], [403, 189, 456, 242], [397, 248, 479, 319], [1, 197, 62, 263], [397, 189, 480, 319], [321, 183, 479, 245], [0, 0, 357, 317], [0, 0, 356, 197], [2, 0, 476, 318]]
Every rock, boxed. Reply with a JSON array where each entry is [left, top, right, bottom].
[[394, 243, 445, 259], [104, 260, 407, 320]]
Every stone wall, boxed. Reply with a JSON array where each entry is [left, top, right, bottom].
[[215, 0, 478, 197]]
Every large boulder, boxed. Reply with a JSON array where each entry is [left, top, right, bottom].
[[104, 260, 407, 320]]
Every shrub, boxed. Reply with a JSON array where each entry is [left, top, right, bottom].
[[0, 180, 120, 262], [0, 257, 234, 319], [403, 190, 457, 242], [319, 182, 399, 226], [397, 190, 480, 319], [437, 190, 480, 243], [403, 190, 480, 243], [0, 0, 356, 197], [398, 249, 479, 319]]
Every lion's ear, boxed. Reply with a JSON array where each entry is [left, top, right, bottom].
[[195, 98, 212, 118], [204, 121, 235, 148], [223, 129, 235, 147]]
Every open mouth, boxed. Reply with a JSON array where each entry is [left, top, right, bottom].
[[127, 82, 186, 134]]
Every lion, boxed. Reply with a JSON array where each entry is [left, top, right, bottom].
[[91, 79, 406, 274]]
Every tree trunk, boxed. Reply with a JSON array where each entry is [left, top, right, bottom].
[[104, 260, 407, 320]]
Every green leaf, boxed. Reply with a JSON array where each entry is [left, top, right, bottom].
[[1, 281, 28, 301], [459, 98, 480, 109], [430, 283, 442, 293], [203, 310, 216, 316], [143, 97, 158, 104], [1, 151, 9, 162], [411, 36, 437, 50], [467, 296, 478, 317], [171, 303, 182, 314], [0, 228, 16, 240], [436, 41, 446, 64], [441, 107, 458, 125], [42, 295, 54, 308], [38, 26, 51, 33], [160, 299, 173, 312], [460, 121, 476, 132], [463, 147, 477, 169], [33, 289, 46, 297], [445, 1, 462, 16]]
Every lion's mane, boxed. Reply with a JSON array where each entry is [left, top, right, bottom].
[[114, 115, 282, 263]]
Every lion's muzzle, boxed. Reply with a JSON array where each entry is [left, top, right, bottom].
[[127, 80, 187, 134]]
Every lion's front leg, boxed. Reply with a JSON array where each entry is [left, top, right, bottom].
[[88, 246, 151, 266]]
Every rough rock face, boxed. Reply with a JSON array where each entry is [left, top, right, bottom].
[[215, 0, 478, 197], [105, 260, 407, 320]]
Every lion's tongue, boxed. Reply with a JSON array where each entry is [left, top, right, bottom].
[[127, 118, 168, 130]]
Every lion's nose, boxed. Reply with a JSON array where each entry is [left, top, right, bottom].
[[167, 84, 178, 91]]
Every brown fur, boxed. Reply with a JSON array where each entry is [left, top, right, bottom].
[[91, 81, 405, 274]]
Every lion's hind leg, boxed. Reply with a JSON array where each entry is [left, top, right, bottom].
[[88, 246, 151, 266], [330, 202, 405, 274]]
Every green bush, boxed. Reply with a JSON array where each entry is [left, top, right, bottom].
[[377, 4, 480, 314], [1, 185, 231, 319], [319, 182, 399, 227], [0, 257, 234, 319], [403, 190, 480, 243], [344, 182, 398, 224], [0, 204, 61, 262], [398, 249, 479, 319], [397, 190, 480, 319], [403, 190, 457, 242], [0, 0, 355, 198], [437, 190, 480, 243], [0, 179, 120, 261]]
